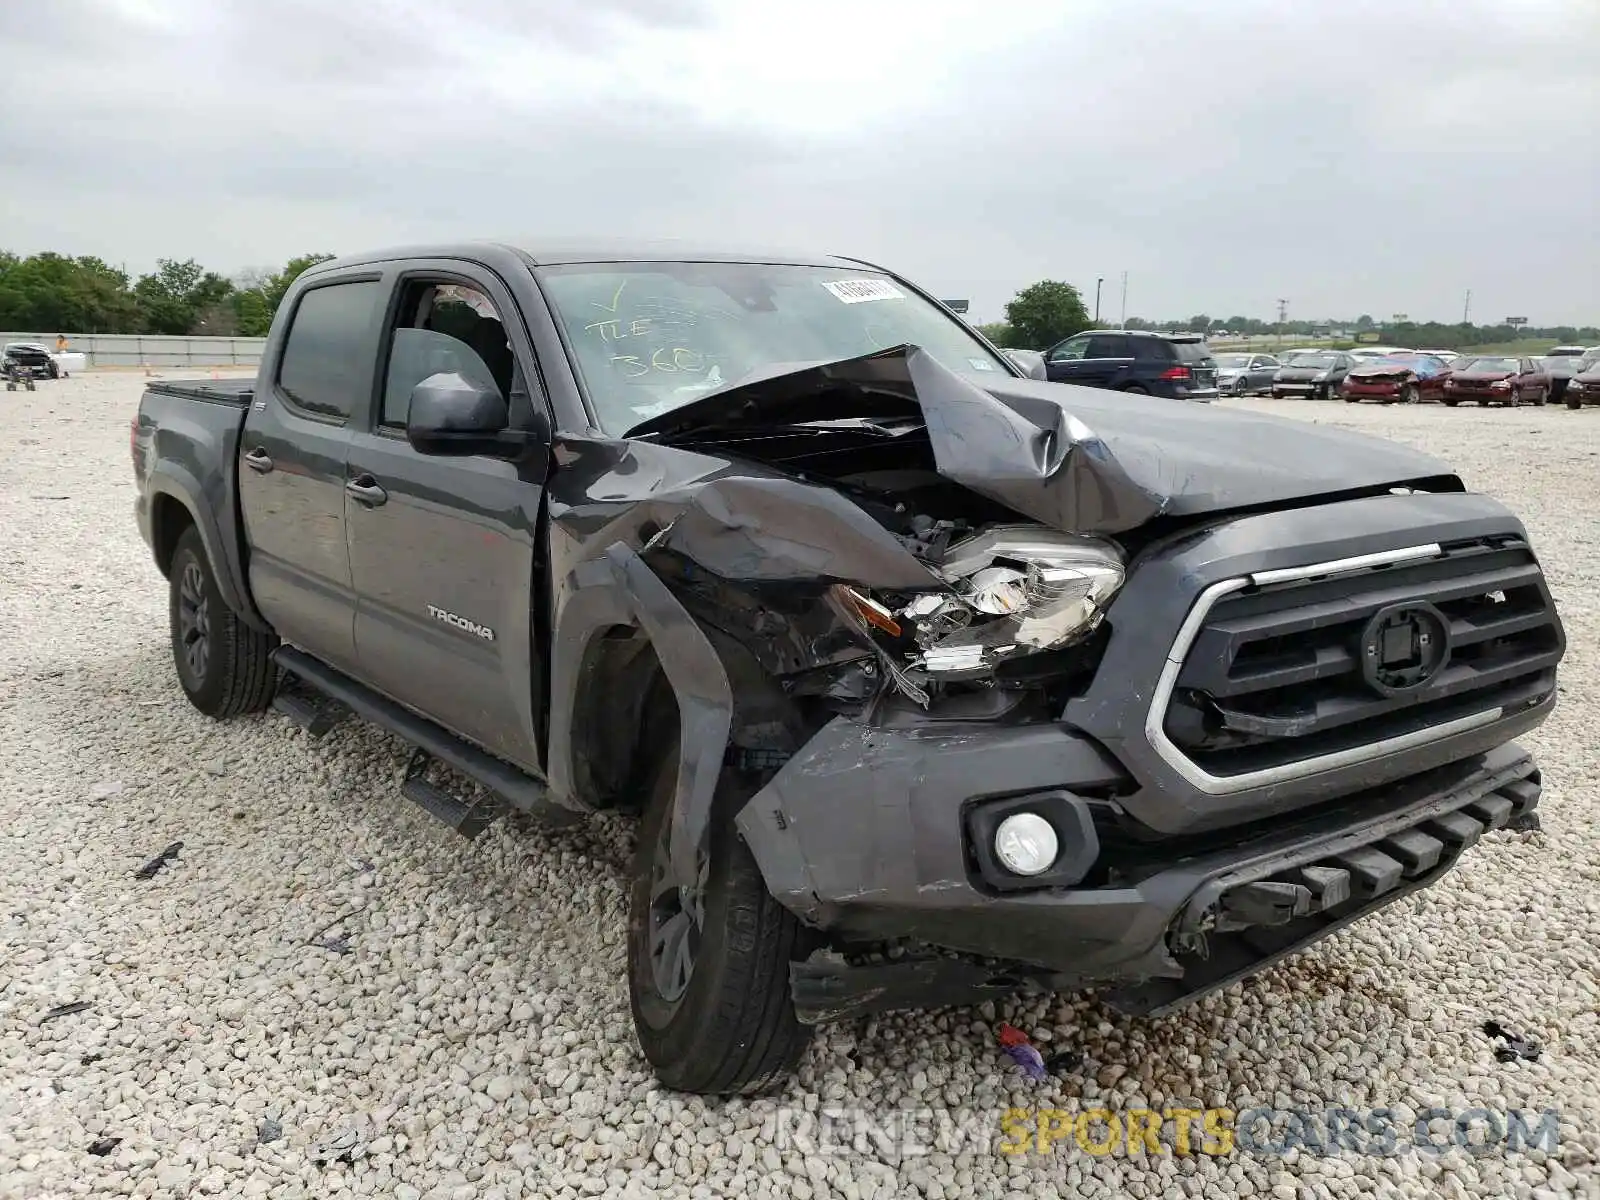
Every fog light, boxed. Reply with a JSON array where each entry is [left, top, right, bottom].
[[993, 813, 1058, 876]]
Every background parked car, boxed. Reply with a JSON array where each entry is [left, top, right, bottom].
[[1562, 350, 1600, 409], [1043, 329, 1219, 401], [1341, 352, 1451, 404], [1272, 350, 1357, 400], [1441, 356, 1549, 407], [2, 343, 60, 379], [1540, 352, 1589, 406], [1212, 351, 1280, 395]]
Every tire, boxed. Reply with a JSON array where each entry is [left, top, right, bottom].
[[1531, 387, 1546, 407], [1509, 388, 1521, 407], [168, 526, 279, 718], [627, 727, 812, 1096], [1121, 384, 1150, 395], [1442, 399, 1459, 407], [1344, 393, 1361, 403], [1402, 383, 1420, 405], [1568, 395, 1584, 411]]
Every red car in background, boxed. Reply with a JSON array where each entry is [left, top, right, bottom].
[[1441, 356, 1550, 407], [1341, 352, 1451, 404]]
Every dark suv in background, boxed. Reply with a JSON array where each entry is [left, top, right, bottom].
[[1044, 330, 1219, 401]]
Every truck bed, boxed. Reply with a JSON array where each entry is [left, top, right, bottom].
[[143, 379, 255, 406]]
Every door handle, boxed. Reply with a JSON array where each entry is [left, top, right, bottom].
[[243, 447, 274, 473], [345, 475, 388, 507]]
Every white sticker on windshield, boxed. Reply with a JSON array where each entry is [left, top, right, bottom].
[[967, 357, 997, 371], [821, 278, 905, 304]]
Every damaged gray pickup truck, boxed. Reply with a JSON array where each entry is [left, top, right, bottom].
[[133, 243, 1566, 1095]]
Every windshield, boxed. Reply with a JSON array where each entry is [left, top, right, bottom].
[[1215, 354, 1249, 368], [535, 261, 1011, 433], [1468, 357, 1518, 372], [1287, 354, 1338, 368]]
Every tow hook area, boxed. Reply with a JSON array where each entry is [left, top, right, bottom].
[[1202, 776, 1539, 938], [1113, 766, 1542, 1015]]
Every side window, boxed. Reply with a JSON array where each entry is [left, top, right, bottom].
[[379, 282, 512, 428], [277, 280, 383, 420], [1047, 335, 1091, 362], [1086, 334, 1129, 359], [1131, 338, 1169, 362]]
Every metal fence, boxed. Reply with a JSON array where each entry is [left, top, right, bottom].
[[1, 332, 267, 369]]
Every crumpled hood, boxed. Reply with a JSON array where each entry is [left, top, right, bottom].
[[627, 345, 1461, 536]]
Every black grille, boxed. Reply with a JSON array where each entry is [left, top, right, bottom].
[[1163, 537, 1563, 777]]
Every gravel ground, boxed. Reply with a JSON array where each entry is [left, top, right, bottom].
[[2, 374, 1597, 1200]]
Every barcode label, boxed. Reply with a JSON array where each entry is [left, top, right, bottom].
[[821, 278, 906, 304]]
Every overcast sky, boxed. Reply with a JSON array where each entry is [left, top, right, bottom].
[[3, 0, 1596, 324]]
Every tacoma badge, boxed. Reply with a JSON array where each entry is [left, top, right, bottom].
[[426, 605, 495, 642]]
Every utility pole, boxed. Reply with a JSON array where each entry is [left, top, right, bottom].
[[1277, 298, 1288, 345], [1119, 271, 1128, 329], [1094, 278, 1103, 325], [1463, 289, 1472, 325]]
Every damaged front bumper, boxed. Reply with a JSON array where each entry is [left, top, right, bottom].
[[735, 728, 1541, 1024]]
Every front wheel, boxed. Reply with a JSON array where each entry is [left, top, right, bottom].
[[1402, 383, 1420, 405], [1569, 394, 1584, 410], [1509, 388, 1522, 407], [169, 526, 279, 717], [627, 730, 812, 1095]]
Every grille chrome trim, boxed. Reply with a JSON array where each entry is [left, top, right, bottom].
[[1144, 543, 1513, 795]]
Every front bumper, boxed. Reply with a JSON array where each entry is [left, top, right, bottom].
[[1345, 382, 1403, 400], [736, 489, 1563, 1023], [739, 727, 1540, 1023]]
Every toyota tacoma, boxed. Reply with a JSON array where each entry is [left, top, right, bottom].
[[132, 243, 1565, 1095]]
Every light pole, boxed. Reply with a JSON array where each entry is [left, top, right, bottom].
[[1094, 278, 1103, 325]]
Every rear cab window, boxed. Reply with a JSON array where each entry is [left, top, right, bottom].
[[277, 280, 384, 420]]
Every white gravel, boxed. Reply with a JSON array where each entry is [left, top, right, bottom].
[[2, 374, 1597, 1199]]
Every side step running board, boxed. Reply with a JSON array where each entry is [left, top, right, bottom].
[[401, 748, 503, 841], [271, 688, 348, 738], [272, 647, 580, 835]]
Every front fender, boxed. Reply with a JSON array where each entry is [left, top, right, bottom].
[[545, 542, 734, 885]]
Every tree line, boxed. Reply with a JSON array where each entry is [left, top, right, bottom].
[[975, 281, 1597, 352], [0, 251, 335, 337]]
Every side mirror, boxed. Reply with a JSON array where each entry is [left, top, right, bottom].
[[406, 372, 530, 459], [1004, 348, 1049, 380]]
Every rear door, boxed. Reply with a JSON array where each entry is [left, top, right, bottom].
[[238, 273, 385, 673], [1081, 334, 1134, 388], [1173, 341, 1218, 393], [343, 263, 552, 774]]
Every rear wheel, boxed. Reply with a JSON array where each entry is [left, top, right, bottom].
[[1121, 384, 1150, 395], [1442, 398, 1460, 407], [1531, 386, 1546, 407], [168, 526, 279, 717], [627, 725, 812, 1095]]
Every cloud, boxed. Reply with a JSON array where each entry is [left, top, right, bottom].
[[3, 0, 1596, 323]]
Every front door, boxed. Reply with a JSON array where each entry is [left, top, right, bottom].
[[238, 274, 386, 674], [344, 269, 551, 774], [1044, 333, 1092, 383]]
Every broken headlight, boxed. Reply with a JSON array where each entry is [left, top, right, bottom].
[[828, 526, 1124, 691]]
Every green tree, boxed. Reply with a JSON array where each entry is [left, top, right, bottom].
[[134, 258, 236, 334], [1355, 314, 1375, 330], [974, 321, 1015, 347], [1187, 314, 1213, 333], [1002, 280, 1091, 350], [0, 252, 143, 332]]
